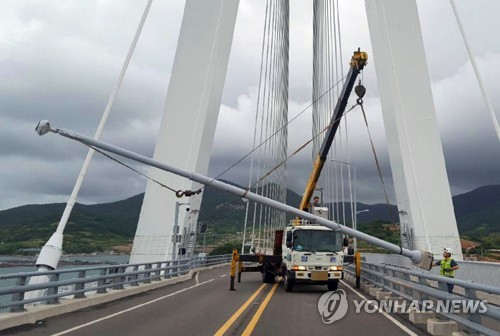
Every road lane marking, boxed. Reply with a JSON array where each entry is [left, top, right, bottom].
[[220, 274, 227, 278], [340, 280, 418, 336], [241, 283, 279, 336], [50, 279, 215, 336], [213, 283, 267, 336]]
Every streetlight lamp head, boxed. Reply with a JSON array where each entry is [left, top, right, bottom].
[[35, 120, 54, 136]]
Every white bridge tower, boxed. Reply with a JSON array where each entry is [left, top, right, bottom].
[[365, 0, 462, 259], [130, 0, 239, 263]]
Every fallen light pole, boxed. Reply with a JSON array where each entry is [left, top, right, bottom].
[[35, 121, 434, 269]]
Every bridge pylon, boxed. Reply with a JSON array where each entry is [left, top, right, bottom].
[[365, 0, 463, 260], [129, 0, 239, 264]]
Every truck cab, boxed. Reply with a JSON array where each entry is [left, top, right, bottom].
[[281, 209, 344, 292]]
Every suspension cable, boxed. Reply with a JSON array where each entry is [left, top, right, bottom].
[[240, 0, 290, 252], [242, 0, 271, 254], [251, 103, 359, 189], [51, 0, 154, 235], [208, 74, 347, 189], [450, 0, 500, 144]]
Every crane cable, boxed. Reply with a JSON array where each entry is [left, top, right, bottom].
[[358, 100, 398, 228], [86, 144, 179, 194]]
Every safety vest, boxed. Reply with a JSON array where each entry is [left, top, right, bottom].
[[440, 258, 455, 277]]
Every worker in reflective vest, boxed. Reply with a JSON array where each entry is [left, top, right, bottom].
[[433, 247, 459, 293]]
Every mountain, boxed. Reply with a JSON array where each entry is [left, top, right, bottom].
[[451, 185, 500, 236], [0, 183, 498, 253], [0, 194, 143, 236], [0, 195, 144, 254], [322, 202, 397, 224], [322, 186, 500, 237], [199, 181, 302, 231]]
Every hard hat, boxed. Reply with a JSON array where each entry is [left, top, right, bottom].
[[443, 247, 453, 255]]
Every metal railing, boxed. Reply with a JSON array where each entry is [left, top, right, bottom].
[[0, 254, 231, 313], [361, 253, 500, 287], [345, 261, 500, 336]]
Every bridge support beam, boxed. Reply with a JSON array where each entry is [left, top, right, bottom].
[[130, 0, 239, 263], [364, 0, 463, 259]]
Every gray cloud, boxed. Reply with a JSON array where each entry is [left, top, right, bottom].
[[0, 0, 499, 211]]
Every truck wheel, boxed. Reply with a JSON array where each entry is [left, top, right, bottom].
[[262, 268, 275, 284], [284, 276, 294, 292], [327, 279, 339, 291]]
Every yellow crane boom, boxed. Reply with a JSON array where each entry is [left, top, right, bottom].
[[299, 49, 368, 213]]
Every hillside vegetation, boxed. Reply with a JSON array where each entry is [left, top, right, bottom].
[[0, 184, 498, 255]]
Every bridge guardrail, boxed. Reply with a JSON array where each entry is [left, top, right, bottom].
[[361, 253, 500, 287], [0, 254, 231, 313], [345, 262, 500, 336]]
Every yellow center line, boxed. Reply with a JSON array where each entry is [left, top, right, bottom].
[[241, 283, 279, 336], [214, 283, 267, 336]]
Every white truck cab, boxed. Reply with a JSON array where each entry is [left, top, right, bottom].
[[281, 208, 344, 292]]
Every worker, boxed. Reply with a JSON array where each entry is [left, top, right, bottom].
[[347, 244, 354, 255], [312, 196, 321, 208], [432, 247, 459, 293], [293, 233, 303, 251]]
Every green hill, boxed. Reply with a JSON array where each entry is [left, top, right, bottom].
[[451, 185, 500, 237], [0, 195, 144, 254], [199, 181, 301, 232], [0, 183, 498, 254]]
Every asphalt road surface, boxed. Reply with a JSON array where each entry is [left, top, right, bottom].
[[3, 267, 429, 336]]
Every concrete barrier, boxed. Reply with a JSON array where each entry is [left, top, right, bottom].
[[409, 310, 435, 325], [427, 318, 458, 336], [368, 286, 381, 297], [375, 291, 392, 301], [361, 282, 375, 292]]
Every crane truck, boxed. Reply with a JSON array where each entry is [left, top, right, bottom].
[[238, 49, 368, 292]]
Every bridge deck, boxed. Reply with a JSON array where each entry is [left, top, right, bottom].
[[2, 267, 427, 336]]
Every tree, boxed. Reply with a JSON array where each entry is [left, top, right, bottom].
[[209, 241, 240, 255]]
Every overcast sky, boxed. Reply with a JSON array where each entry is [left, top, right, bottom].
[[0, 0, 499, 211]]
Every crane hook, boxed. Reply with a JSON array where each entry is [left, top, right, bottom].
[[176, 189, 203, 198], [355, 80, 366, 105]]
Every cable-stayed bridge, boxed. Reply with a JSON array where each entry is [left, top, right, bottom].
[[1, 0, 499, 335]]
